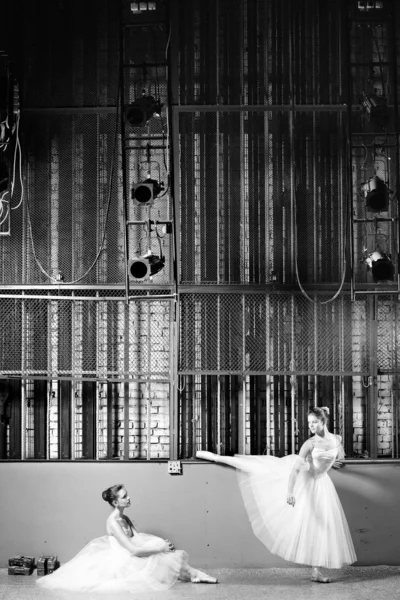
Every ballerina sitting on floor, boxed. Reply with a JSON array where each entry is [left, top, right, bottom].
[[36, 483, 217, 594], [197, 405, 357, 584]]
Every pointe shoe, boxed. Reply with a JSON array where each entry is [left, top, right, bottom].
[[311, 572, 331, 583], [196, 450, 217, 462], [191, 576, 219, 584]]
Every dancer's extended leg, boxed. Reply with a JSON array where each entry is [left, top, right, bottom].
[[196, 450, 260, 473]]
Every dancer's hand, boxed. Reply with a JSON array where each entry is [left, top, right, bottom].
[[287, 494, 296, 507], [332, 460, 343, 469], [164, 539, 175, 552]]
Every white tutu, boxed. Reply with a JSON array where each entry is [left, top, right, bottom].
[[234, 448, 357, 568], [36, 532, 188, 594]]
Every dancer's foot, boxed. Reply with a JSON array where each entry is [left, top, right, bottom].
[[311, 569, 331, 583], [190, 573, 218, 584], [196, 450, 218, 462]]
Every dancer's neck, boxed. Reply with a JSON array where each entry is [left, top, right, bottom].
[[315, 426, 332, 439]]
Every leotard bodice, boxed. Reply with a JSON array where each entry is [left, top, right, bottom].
[[308, 446, 338, 478]]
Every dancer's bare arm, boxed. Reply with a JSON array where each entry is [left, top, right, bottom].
[[108, 520, 171, 557], [287, 439, 313, 507], [332, 434, 344, 469]]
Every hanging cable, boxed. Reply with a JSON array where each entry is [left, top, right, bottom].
[[153, 22, 172, 199], [10, 112, 24, 211], [289, 5, 348, 305], [26, 83, 121, 284], [0, 191, 9, 227]]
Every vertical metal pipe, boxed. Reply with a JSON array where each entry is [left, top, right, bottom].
[[21, 296, 26, 459], [170, 300, 179, 460], [391, 386, 394, 458], [266, 295, 271, 454], [314, 301, 318, 404], [288, 0, 295, 280], [388, 2, 400, 295], [118, 0, 129, 304], [169, 3, 182, 462], [368, 296, 378, 458], [238, 296, 246, 454], [291, 296, 295, 452], [266, 374, 271, 455]]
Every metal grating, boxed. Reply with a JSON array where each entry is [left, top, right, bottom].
[[179, 293, 370, 375], [178, 109, 349, 286], [0, 292, 172, 381], [377, 296, 400, 373], [178, 0, 343, 106], [22, 0, 119, 109]]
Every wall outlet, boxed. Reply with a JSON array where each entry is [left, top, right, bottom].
[[168, 460, 182, 474]]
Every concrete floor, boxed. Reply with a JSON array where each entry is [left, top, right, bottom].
[[1, 566, 400, 600]]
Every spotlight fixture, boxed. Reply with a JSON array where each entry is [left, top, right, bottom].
[[357, 1, 383, 10], [130, 1, 156, 13], [359, 93, 389, 128], [131, 178, 164, 207], [126, 96, 163, 128], [365, 250, 395, 282], [128, 253, 165, 280], [362, 175, 389, 212]]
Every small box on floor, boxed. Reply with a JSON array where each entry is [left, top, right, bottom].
[[37, 555, 59, 576], [8, 555, 35, 575], [8, 565, 34, 576], [8, 555, 35, 568]]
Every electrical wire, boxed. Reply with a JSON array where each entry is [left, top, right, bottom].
[[289, 6, 348, 305], [154, 221, 165, 260], [154, 219, 167, 238], [26, 84, 121, 284], [0, 191, 10, 227], [10, 112, 24, 211], [154, 17, 172, 199]]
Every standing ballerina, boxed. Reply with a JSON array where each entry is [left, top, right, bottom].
[[36, 483, 217, 594], [197, 406, 357, 583]]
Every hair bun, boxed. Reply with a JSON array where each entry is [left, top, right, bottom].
[[102, 489, 110, 503]]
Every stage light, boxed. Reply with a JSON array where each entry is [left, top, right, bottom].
[[365, 250, 395, 282], [126, 96, 163, 127], [362, 176, 389, 212], [130, 1, 156, 13], [131, 178, 164, 207], [128, 253, 165, 280], [357, 1, 383, 10], [359, 93, 389, 127]]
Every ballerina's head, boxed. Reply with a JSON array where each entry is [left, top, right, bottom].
[[102, 484, 131, 509], [308, 406, 330, 436]]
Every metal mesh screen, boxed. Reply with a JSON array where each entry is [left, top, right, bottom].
[[377, 296, 400, 373], [0, 0, 173, 287], [22, 0, 119, 108], [178, 109, 348, 286], [348, 10, 399, 287], [178, 0, 343, 106], [179, 293, 370, 375], [0, 291, 172, 380]]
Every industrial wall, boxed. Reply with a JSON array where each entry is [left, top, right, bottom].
[[0, 0, 400, 571], [0, 461, 399, 568]]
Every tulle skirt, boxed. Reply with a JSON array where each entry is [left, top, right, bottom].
[[36, 533, 189, 594], [234, 454, 357, 568]]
